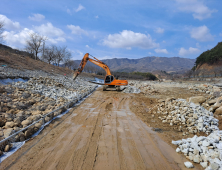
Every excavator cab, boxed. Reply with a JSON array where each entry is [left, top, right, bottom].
[[105, 75, 114, 84]]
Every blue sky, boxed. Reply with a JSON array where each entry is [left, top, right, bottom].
[[0, 0, 221, 60]]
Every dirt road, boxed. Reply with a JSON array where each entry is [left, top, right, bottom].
[[1, 89, 201, 170]]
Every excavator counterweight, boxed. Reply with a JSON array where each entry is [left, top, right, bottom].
[[73, 53, 128, 90]]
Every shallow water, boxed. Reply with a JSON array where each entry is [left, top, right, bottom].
[[0, 78, 28, 85]]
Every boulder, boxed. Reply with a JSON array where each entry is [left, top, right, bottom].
[[17, 111, 24, 116], [0, 118, 5, 127], [21, 119, 31, 126], [25, 128, 34, 138], [35, 122, 42, 129], [22, 92, 31, 98], [0, 130, 3, 137], [208, 99, 217, 105], [19, 132, 25, 141], [216, 97, 222, 105], [5, 121, 15, 128], [184, 162, 194, 168], [215, 106, 222, 115], [200, 162, 208, 168], [210, 163, 219, 170], [4, 144, 11, 152], [32, 110, 42, 115], [212, 104, 221, 112], [3, 128, 14, 138], [189, 96, 206, 105], [14, 117, 21, 124]]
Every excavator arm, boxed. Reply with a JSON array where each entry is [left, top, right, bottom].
[[73, 53, 111, 80]]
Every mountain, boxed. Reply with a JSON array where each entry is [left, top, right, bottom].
[[74, 56, 195, 73]]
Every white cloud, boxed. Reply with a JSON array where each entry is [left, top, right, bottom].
[[86, 45, 89, 48], [95, 15, 99, 19], [28, 14, 45, 21], [67, 9, 72, 15], [68, 49, 83, 59], [67, 25, 88, 35], [34, 22, 64, 37], [48, 37, 66, 44], [3, 28, 34, 47], [155, 48, 168, 54], [175, 0, 217, 20], [220, 33, 222, 37], [155, 27, 164, 34], [179, 47, 200, 56], [196, 43, 201, 48], [0, 14, 20, 30], [75, 4, 85, 12], [190, 25, 214, 42], [102, 30, 159, 49]]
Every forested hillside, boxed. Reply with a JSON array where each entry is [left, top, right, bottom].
[[195, 42, 222, 67]]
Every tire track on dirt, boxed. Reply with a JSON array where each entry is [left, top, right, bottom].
[[0, 90, 201, 170]]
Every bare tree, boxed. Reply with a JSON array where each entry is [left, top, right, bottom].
[[25, 33, 47, 60], [185, 70, 193, 78], [193, 69, 200, 78], [54, 46, 71, 66], [64, 60, 77, 69], [0, 21, 4, 43], [42, 46, 57, 64], [213, 67, 221, 77]]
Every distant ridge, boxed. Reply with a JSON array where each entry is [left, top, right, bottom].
[[74, 56, 195, 73]]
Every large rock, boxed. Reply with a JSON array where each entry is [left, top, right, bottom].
[[184, 162, 194, 168], [208, 99, 217, 105], [25, 128, 34, 138], [5, 121, 15, 128], [4, 144, 10, 152], [0, 118, 5, 127], [32, 110, 42, 115], [3, 128, 14, 138], [215, 106, 222, 115], [22, 92, 31, 98], [19, 132, 25, 141], [21, 119, 31, 126], [212, 104, 221, 112], [35, 122, 42, 129], [189, 96, 206, 105], [14, 117, 21, 124], [0, 130, 4, 137]]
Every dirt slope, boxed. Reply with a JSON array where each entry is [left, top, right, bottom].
[[0, 88, 201, 170]]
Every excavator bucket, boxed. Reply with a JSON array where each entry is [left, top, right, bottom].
[[73, 71, 79, 80]]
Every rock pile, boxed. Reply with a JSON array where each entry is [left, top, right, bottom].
[[128, 81, 158, 94], [173, 131, 222, 169], [13, 76, 96, 101], [0, 68, 97, 155], [188, 84, 221, 96], [122, 85, 140, 94], [157, 98, 219, 135]]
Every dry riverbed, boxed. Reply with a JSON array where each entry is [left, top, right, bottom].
[[0, 74, 222, 169]]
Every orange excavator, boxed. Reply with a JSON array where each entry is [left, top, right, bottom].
[[73, 53, 128, 91]]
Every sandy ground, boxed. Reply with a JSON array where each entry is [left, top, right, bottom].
[[0, 87, 203, 170]]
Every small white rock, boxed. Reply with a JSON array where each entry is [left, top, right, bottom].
[[184, 162, 194, 168], [176, 148, 180, 152]]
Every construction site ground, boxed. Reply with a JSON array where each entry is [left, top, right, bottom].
[[0, 84, 206, 170]]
